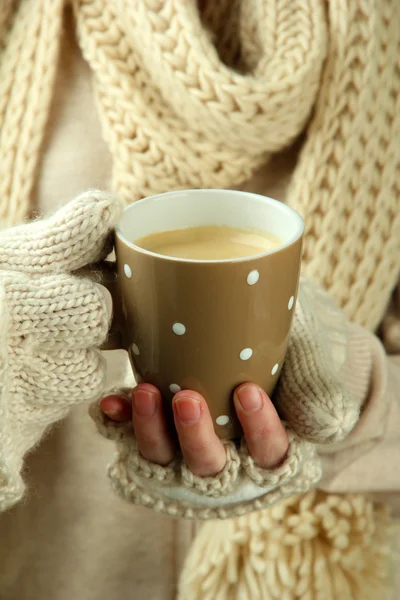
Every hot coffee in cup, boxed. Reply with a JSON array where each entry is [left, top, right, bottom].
[[135, 225, 282, 260], [112, 190, 304, 439]]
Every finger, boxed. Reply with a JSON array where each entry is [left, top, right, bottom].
[[0, 190, 123, 274], [6, 274, 111, 349], [18, 348, 105, 408], [101, 395, 132, 422], [132, 383, 176, 466], [172, 391, 226, 477], [234, 383, 289, 469]]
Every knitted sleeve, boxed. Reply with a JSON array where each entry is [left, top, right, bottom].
[[0, 192, 122, 512], [319, 301, 400, 497], [287, 1, 400, 331]]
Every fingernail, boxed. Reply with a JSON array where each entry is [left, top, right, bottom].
[[103, 407, 119, 418], [174, 397, 201, 424], [100, 396, 126, 421], [132, 389, 157, 418], [236, 385, 263, 413]]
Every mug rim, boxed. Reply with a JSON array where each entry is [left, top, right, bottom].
[[116, 189, 304, 264]]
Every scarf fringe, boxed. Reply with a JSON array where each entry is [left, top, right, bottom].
[[178, 491, 394, 600]]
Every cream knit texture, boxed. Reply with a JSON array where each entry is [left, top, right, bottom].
[[0, 2, 398, 596], [178, 491, 392, 600], [0, 191, 123, 511], [275, 278, 365, 443], [0, 0, 64, 226], [1, 1, 399, 331]]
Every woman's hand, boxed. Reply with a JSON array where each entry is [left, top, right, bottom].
[[100, 383, 289, 476], [93, 276, 359, 519]]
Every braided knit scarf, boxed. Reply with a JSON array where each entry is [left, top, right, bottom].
[[0, 0, 399, 331]]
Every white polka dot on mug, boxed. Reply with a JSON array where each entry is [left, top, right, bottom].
[[240, 348, 253, 361], [216, 415, 230, 426], [172, 322, 186, 335]]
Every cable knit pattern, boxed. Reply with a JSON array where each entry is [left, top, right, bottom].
[[288, 1, 400, 331], [1, 2, 397, 328], [0, 0, 64, 228], [181, 442, 240, 498], [70, 0, 399, 331], [72, 0, 325, 200], [0, 1, 397, 593], [0, 192, 123, 511]]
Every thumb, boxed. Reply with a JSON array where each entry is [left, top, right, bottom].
[[0, 190, 124, 274]]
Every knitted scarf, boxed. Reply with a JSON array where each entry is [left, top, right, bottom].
[[0, 0, 399, 331]]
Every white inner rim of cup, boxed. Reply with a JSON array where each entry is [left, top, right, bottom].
[[116, 189, 304, 264]]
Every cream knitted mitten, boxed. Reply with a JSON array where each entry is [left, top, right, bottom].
[[274, 277, 371, 444], [92, 277, 368, 519], [0, 191, 123, 511]]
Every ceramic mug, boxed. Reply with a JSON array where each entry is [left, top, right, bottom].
[[106, 189, 304, 440]]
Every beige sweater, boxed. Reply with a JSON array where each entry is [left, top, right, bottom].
[[0, 14, 399, 600]]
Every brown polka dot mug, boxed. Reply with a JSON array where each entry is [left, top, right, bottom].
[[107, 189, 304, 440]]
